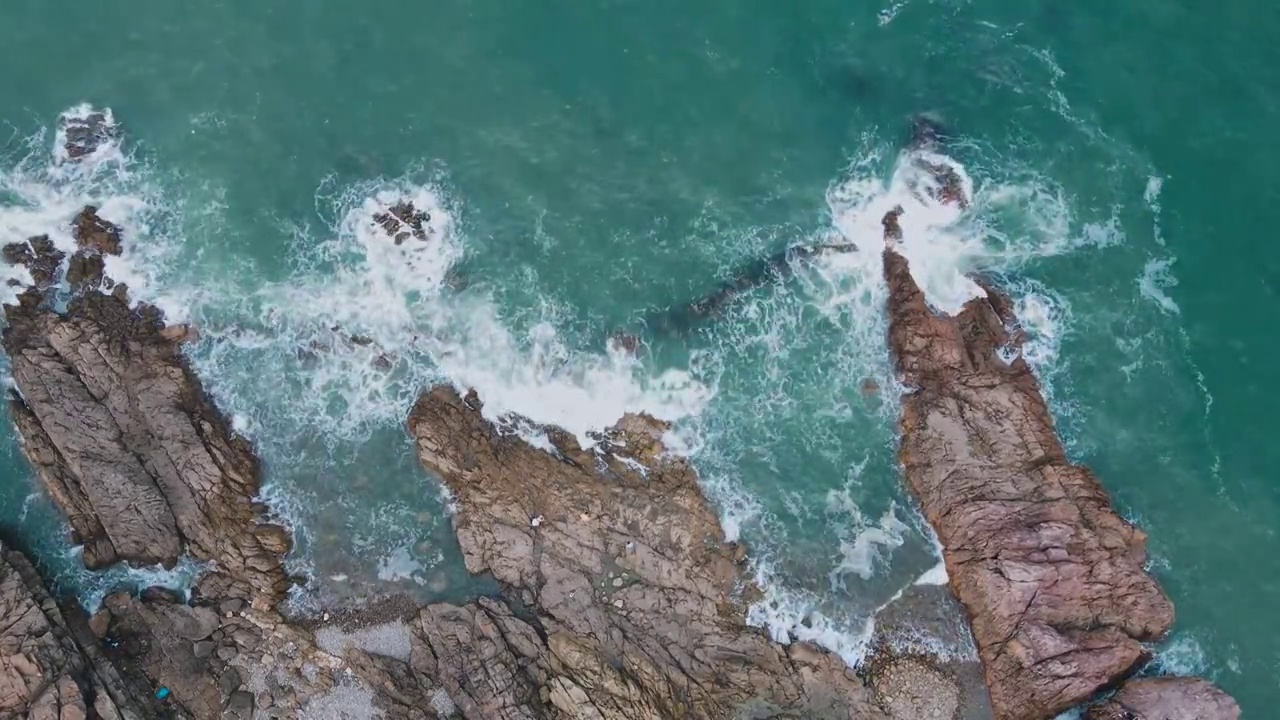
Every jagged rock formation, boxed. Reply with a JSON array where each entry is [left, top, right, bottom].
[[58, 111, 120, 161], [373, 200, 432, 245], [0, 120, 947, 718], [0, 540, 154, 720], [7, 108, 1237, 720], [880, 203, 1238, 719], [1084, 677, 1240, 720], [4, 283, 291, 608], [407, 386, 908, 719]]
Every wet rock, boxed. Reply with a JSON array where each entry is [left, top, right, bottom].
[[141, 586, 183, 605], [4, 288, 290, 603], [882, 205, 905, 241], [60, 110, 119, 160], [159, 323, 200, 344], [71, 206, 123, 255], [1085, 677, 1240, 720], [916, 160, 969, 209], [880, 218, 1224, 718], [88, 609, 112, 639], [65, 251, 106, 292], [407, 385, 889, 718], [373, 200, 431, 244], [2, 236, 65, 289], [0, 541, 148, 719]]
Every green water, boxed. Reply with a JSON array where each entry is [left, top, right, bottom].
[[3, 0, 1277, 713]]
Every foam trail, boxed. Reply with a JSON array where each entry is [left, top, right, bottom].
[[194, 178, 712, 448], [1138, 257, 1180, 315]]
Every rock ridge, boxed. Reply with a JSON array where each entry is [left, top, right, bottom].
[[879, 183, 1239, 719]]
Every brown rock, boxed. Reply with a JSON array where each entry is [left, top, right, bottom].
[[0, 542, 148, 720], [71, 206, 123, 255], [59, 110, 119, 160], [882, 242, 1182, 720], [1085, 677, 1240, 720], [87, 609, 112, 639], [65, 251, 106, 292], [2, 236, 65, 289], [406, 385, 887, 719], [159, 323, 200, 344], [4, 288, 290, 604]]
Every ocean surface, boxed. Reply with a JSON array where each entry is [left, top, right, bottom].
[[2, 0, 1276, 714]]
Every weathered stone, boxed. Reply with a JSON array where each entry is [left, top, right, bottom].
[[71, 206, 123, 255], [65, 251, 106, 292], [2, 236, 64, 289], [224, 690, 254, 717], [141, 586, 183, 605], [59, 110, 119, 160], [88, 609, 112, 639], [1084, 677, 1240, 720], [218, 668, 242, 696], [4, 289, 290, 604], [406, 385, 887, 719], [159, 323, 200, 344], [218, 598, 245, 616], [0, 542, 147, 720], [879, 201, 1229, 720]]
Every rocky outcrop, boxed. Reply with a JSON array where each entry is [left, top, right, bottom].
[[58, 110, 119, 162], [880, 204, 1236, 718], [1, 540, 155, 720], [407, 386, 897, 719], [1, 135, 935, 718], [1084, 677, 1240, 720], [3, 230, 289, 608], [373, 200, 432, 245]]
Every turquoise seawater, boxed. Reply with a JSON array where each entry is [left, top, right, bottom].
[[2, 0, 1277, 714]]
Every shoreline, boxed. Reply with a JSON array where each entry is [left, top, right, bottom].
[[0, 111, 1239, 720]]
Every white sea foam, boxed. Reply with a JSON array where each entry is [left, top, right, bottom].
[[190, 177, 712, 451], [1, 104, 181, 311], [1138, 257, 1180, 315], [1151, 632, 1211, 677], [746, 558, 878, 665], [827, 492, 909, 587]]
